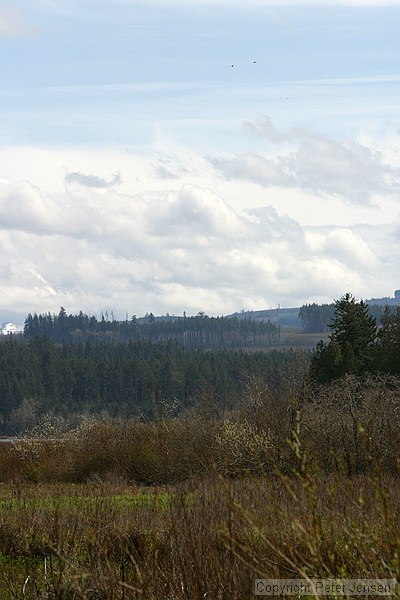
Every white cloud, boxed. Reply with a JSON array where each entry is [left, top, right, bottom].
[[210, 154, 294, 188], [0, 178, 63, 234], [242, 116, 288, 144], [0, 172, 397, 321], [150, 184, 251, 239], [286, 131, 399, 204], [65, 172, 121, 189], [305, 228, 380, 269], [212, 119, 400, 205]]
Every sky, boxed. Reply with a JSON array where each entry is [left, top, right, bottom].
[[0, 0, 399, 323]]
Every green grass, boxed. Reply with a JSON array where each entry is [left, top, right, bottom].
[[0, 491, 173, 513], [0, 474, 399, 598]]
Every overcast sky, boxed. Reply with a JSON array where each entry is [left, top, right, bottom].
[[0, 0, 399, 322]]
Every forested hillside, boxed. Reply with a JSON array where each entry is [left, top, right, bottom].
[[2, 297, 399, 434], [0, 335, 307, 434], [23, 308, 279, 348]]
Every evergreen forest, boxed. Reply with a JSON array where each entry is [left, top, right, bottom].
[[0, 334, 304, 434], [1, 295, 399, 434]]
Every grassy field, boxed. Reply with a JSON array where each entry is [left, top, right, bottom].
[[0, 375, 399, 598], [0, 473, 399, 599], [278, 329, 330, 349]]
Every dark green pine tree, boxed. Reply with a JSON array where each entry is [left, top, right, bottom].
[[311, 293, 377, 383]]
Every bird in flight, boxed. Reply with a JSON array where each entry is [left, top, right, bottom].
[[230, 60, 258, 67]]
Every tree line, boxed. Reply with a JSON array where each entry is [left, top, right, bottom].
[[23, 308, 279, 348], [299, 301, 397, 333]]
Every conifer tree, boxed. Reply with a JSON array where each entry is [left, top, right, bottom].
[[311, 293, 377, 382]]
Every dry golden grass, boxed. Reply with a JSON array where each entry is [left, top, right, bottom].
[[0, 375, 399, 598]]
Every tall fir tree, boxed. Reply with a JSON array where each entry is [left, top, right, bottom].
[[311, 293, 377, 382]]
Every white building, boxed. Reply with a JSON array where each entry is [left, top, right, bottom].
[[1, 322, 23, 335]]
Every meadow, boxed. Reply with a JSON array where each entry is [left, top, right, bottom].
[[0, 374, 399, 599]]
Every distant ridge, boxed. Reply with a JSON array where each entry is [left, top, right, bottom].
[[1, 291, 399, 334], [365, 289, 400, 306], [227, 290, 400, 329]]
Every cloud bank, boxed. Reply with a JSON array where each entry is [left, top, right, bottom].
[[0, 166, 397, 322], [212, 118, 400, 205]]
